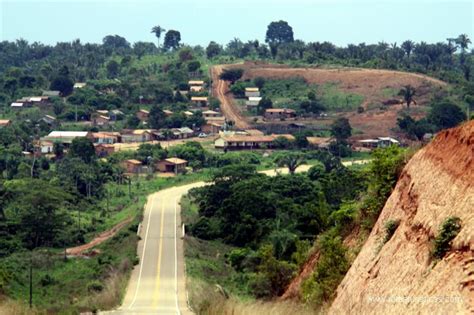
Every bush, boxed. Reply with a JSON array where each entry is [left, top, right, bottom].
[[382, 219, 400, 244], [301, 231, 349, 306], [87, 280, 104, 292], [432, 217, 461, 259]]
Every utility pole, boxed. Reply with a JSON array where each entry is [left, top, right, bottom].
[[29, 254, 33, 308]]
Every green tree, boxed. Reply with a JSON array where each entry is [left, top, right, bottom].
[[257, 97, 273, 115], [428, 101, 466, 130], [331, 117, 352, 142], [106, 60, 120, 79], [50, 76, 73, 96], [219, 68, 244, 84], [206, 41, 222, 59], [151, 25, 166, 48], [69, 137, 96, 164], [274, 152, 306, 174], [149, 106, 166, 129], [401, 40, 415, 59], [265, 20, 294, 45], [163, 30, 181, 50], [398, 85, 416, 108]]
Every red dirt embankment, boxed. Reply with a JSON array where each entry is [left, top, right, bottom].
[[329, 121, 474, 314], [66, 217, 133, 256], [211, 65, 250, 129]]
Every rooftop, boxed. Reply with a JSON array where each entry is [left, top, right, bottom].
[[164, 157, 188, 165]]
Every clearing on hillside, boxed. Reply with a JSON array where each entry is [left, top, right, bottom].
[[219, 62, 447, 139]]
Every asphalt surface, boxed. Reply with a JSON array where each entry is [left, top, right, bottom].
[[103, 182, 205, 315]]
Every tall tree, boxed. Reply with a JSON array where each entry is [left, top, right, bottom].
[[151, 25, 166, 48], [163, 30, 181, 51], [274, 152, 306, 174], [401, 40, 415, 59], [398, 85, 416, 108], [331, 117, 352, 142], [265, 20, 294, 45]]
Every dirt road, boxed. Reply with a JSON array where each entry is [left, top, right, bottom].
[[211, 65, 250, 129]]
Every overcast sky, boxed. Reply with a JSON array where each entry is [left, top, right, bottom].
[[1, 0, 473, 47]]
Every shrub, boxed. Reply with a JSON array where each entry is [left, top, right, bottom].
[[432, 217, 461, 259], [87, 280, 104, 292], [382, 219, 400, 244], [301, 231, 349, 306], [40, 274, 56, 286]]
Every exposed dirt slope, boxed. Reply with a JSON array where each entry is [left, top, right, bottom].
[[66, 217, 133, 256], [329, 121, 474, 314], [211, 65, 250, 129], [239, 62, 447, 138]]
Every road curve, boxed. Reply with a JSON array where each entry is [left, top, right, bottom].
[[211, 65, 250, 129], [102, 161, 370, 314]]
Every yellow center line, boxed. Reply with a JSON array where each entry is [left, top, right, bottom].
[[152, 196, 165, 308]]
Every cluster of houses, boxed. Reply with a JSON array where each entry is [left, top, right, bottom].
[[11, 94, 56, 109], [39, 127, 195, 155], [245, 87, 262, 110]]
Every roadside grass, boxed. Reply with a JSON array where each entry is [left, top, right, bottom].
[[185, 237, 254, 303], [0, 222, 138, 313], [0, 170, 213, 313]]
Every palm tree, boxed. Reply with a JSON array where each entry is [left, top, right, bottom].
[[151, 25, 166, 49], [274, 152, 306, 175], [398, 85, 416, 108], [401, 40, 414, 59], [456, 34, 471, 53]]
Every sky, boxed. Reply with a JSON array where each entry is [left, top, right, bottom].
[[1, 0, 473, 47]]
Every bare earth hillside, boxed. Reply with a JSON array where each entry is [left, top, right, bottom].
[[329, 121, 474, 314]]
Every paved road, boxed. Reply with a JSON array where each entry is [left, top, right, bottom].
[[102, 161, 370, 314], [103, 182, 205, 315]]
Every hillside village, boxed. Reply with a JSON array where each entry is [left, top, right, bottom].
[[0, 10, 472, 315]]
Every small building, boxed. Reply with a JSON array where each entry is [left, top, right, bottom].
[[121, 129, 154, 143], [191, 96, 209, 106], [11, 102, 27, 109], [155, 158, 187, 173], [92, 132, 120, 144], [121, 159, 143, 174], [0, 119, 11, 127], [93, 115, 111, 127], [184, 111, 194, 117], [136, 109, 150, 122], [189, 80, 205, 92], [109, 109, 125, 121], [95, 144, 115, 157], [40, 140, 54, 154], [42, 90, 60, 97], [215, 134, 294, 150], [202, 110, 220, 118], [244, 129, 264, 136], [163, 109, 174, 116], [42, 131, 92, 146], [73, 82, 87, 89], [264, 108, 296, 120], [245, 87, 260, 98], [170, 127, 194, 139], [307, 137, 332, 149], [40, 115, 57, 126], [246, 96, 262, 108], [357, 137, 400, 149]]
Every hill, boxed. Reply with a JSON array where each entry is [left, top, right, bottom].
[[219, 62, 448, 139], [329, 121, 474, 314]]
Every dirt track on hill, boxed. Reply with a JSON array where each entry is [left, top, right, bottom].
[[211, 65, 250, 129]]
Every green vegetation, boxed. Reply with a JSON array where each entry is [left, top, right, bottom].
[[318, 83, 364, 111], [432, 217, 462, 259], [382, 219, 400, 244]]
